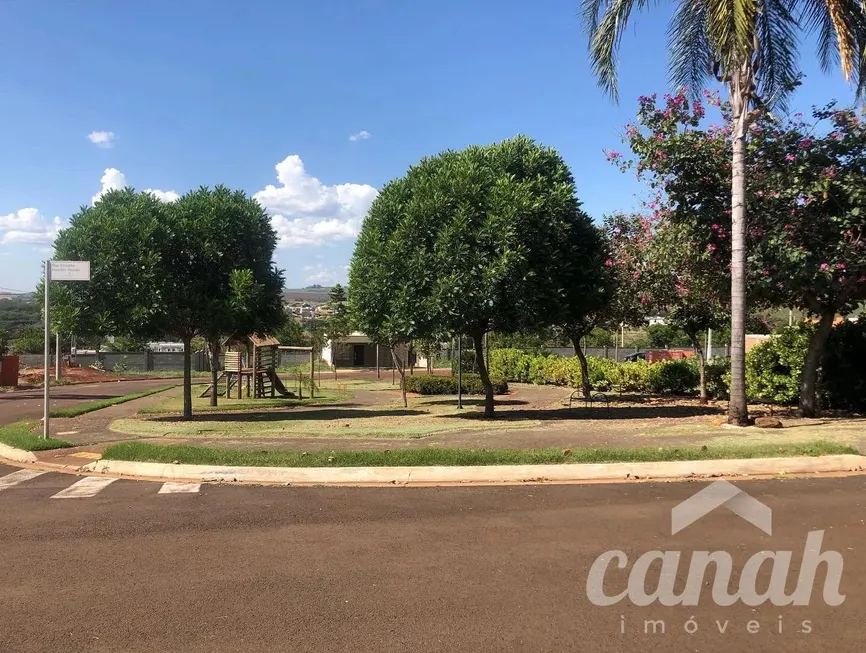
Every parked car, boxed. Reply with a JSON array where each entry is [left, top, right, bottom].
[[623, 352, 646, 362]]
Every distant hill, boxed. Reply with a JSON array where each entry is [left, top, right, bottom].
[[282, 287, 332, 304]]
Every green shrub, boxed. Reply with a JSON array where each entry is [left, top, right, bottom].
[[404, 374, 508, 395], [647, 359, 699, 395], [586, 357, 618, 391], [527, 353, 553, 385], [608, 359, 650, 392], [450, 349, 478, 376], [489, 348, 533, 382], [704, 357, 731, 400], [745, 325, 812, 404], [822, 318, 866, 412]]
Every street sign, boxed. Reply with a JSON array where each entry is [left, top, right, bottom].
[[43, 259, 91, 439], [50, 260, 91, 281]]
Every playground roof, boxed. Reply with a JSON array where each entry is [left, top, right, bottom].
[[223, 333, 281, 348]]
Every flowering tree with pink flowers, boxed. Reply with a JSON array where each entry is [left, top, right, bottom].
[[612, 91, 866, 415]]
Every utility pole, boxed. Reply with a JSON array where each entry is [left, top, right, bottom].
[[706, 328, 713, 361]]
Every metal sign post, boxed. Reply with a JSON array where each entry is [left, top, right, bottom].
[[42, 261, 51, 439], [43, 260, 90, 439]]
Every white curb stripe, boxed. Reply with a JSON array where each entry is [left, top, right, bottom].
[[158, 482, 201, 494], [0, 469, 46, 491], [51, 476, 117, 499]]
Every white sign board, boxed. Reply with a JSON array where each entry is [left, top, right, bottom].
[[50, 260, 91, 281]]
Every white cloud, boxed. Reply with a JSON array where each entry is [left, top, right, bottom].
[[348, 130, 372, 142], [90, 169, 178, 205], [254, 155, 378, 248], [303, 264, 349, 285], [143, 189, 180, 203], [91, 168, 127, 205], [88, 131, 117, 148], [0, 209, 65, 245]]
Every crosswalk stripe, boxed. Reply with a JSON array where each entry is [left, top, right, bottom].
[[158, 482, 201, 494], [51, 476, 117, 499], [0, 469, 46, 491]]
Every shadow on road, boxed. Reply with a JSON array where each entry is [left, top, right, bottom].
[[148, 408, 427, 423], [419, 398, 529, 407]]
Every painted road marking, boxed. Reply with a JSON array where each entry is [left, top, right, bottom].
[[158, 482, 201, 494], [0, 469, 47, 492], [51, 476, 117, 499]]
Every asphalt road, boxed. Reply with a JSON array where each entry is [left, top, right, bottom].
[[0, 379, 177, 425], [1, 467, 864, 652]]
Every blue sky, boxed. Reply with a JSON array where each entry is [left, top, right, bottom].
[[0, 0, 859, 293]]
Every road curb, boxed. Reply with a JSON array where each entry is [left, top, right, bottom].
[[78, 454, 866, 487], [0, 443, 37, 464]]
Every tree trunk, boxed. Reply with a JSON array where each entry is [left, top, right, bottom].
[[570, 335, 591, 400], [799, 309, 836, 418], [333, 341, 338, 380], [688, 332, 708, 405], [182, 336, 193, 420], [726, 70, 752, 425], [390, 345, 407, 408], [208, 337, 220, 407], [472, 332, 494, 417]]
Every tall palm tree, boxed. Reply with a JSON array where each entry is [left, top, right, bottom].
[[582, 0, 866, 424]]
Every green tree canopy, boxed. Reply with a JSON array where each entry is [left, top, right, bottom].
[[53, 186, 284, 417], [350, 135, 601, 415]]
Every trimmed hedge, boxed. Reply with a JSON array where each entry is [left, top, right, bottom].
[[404, 373, 509, 395], [489, 348, 694, 395], [647, 360, 700, 395]]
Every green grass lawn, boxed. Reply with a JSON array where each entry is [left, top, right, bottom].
[[101, 440, 856, 468], [0, 421, 72, 451], [137, 389, 351, 415], [50, 385, 177, 418]]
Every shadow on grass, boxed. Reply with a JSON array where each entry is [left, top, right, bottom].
[[148, 407, 427, 423], [443, 405, 723, 421]]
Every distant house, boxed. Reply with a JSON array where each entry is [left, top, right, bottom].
[[148, 341, 185, 353], [321, 332, 408, 368]]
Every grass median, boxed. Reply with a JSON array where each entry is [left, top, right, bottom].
[[101, 440, 856, 468], [49, 385, 177, 418], [0, 421, 72, 451]]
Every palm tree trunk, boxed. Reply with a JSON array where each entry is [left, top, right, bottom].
[[799, 309, 836, 418], [727, 71, 751, 425]]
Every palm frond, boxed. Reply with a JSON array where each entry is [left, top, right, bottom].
[[668, 0, 714, 93], [705, 0, 758, 71], [581, 0, 655, 101], [799, 0, 866, 96], [755, 0, 800, 109]]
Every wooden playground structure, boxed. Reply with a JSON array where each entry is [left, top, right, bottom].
[[200, 334, 316, 399]]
